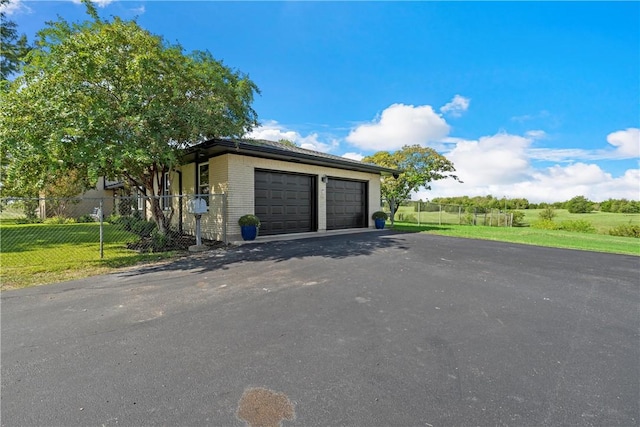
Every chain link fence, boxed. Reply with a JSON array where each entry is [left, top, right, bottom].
[[0, 195, 228, 279], [385, 200, 515, 227]]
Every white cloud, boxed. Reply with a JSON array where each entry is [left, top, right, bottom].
[[71, 0, 114, 7], [421, 164, 640, 203], [346, 103, 450, 151], [131, 5, 146, 14], [342, 152, 364, 161], [246, 120, 337, 153], [440, 95, 470, 117], [525, 130, 546, 139], [529, 127, 640, 162], [607, 128, 639, 158], [410, 128, 640, 203], [511, 110, 550, 123], [444, 132, 532, 185], [528, 148, 594, 162], [0, 0, 31, 15]]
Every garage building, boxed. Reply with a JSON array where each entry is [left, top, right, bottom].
[[174, 139, 398, 242]]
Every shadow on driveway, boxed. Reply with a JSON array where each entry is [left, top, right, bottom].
[[116, 230, 411, 279]]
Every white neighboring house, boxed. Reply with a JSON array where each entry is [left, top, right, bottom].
[[37, 177, 124, 220]]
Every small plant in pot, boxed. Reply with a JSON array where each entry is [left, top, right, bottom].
[[238, 214, 260, 241], [372, 211, 388, 229]]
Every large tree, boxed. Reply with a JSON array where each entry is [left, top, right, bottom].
[[1, 2, 259, 233], [363, 145, 459, 221]]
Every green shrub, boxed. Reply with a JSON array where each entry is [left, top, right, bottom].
[[118, 197, 136, 216], [151, 230, 171, 251], [111, 215, 156, 237], [462, 212, 475, 225], [131, 219, 156, 237], [372, 211, 388, 220], [76, 214, 95, 223], [531, 219, 561, 230], [510, 211, 525, 227], [539, 207, 556, 221], [43, 216, 75, 224], [14, 217, 43, 224], [559, 220, 596, 233], [106, 213, 120, 224], [238, 214, 261, 227], [609, 224, 640, 238]]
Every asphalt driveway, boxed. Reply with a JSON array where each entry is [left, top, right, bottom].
[[2, 231, 638, 426]]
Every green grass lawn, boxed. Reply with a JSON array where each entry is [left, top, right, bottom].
[[1, 222, 175, 289], [391, 222, 640, 256], [520, 209, 640, 233]]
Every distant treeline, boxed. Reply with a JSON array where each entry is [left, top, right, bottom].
[[416, 195, 640, 213]]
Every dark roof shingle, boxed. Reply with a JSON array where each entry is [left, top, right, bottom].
[[185, 138, 399, 176]]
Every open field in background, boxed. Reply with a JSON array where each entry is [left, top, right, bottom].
[[391, 222, 640, 256], [394, 206, 640, 234], [521, 209, 640, 233], [0, 221, 174, 289]]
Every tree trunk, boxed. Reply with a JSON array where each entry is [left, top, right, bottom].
[[148, 196, 174, 235]]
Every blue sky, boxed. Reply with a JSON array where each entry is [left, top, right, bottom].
[[5, 0, 639, 202]]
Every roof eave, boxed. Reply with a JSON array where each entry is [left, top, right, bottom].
[[183, 139, 399, 176]]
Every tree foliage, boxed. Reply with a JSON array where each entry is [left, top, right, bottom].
[[432, 195, 530, 210], [1, 4, 260, 233], [0, 0, 31, 81], [538, 206, 556, 221], [565, 195, 593, 214], [363, 145, 459, 219], [599, 198, 640, 213]]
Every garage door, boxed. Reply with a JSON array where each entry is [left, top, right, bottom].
[[255, 170, 315, 236], [326, 178, 367, 230]]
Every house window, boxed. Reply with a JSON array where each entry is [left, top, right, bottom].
[[136, 187, 146, 214], [161, 172, 171, 210], [198, 163, 209, 207]]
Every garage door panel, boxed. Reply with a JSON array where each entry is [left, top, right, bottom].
[[326, 179, 367, 230], [255, 170, 314, 236]]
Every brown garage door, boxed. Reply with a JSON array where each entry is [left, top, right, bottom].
[[254, 170, 315, 236], [326, 178, 367, 230]]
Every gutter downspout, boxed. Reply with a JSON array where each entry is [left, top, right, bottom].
[[194, 150, 199, 197], [176, 170, 183, 234]]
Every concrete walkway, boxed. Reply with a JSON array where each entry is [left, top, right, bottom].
[[230, 226, 389, 245]]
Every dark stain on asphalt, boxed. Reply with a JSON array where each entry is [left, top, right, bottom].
[[237, 387, 295, 427]]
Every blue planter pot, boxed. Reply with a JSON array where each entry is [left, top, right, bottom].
[[374, 218, 386, 229], [240, 225, 258, 241]]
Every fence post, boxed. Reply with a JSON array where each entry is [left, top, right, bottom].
[[417, 201, 421, 226], [439, 204, 442, 226], [99, 199, 104, 259]]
